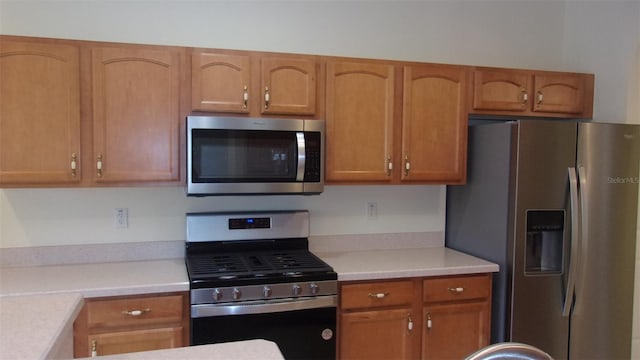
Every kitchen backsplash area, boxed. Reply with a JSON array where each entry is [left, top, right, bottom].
[[0, 185, 444, 249]]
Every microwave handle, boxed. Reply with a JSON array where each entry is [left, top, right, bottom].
[[296, 132, 306, 181]]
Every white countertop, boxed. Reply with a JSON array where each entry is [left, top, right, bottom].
[[85, 340, 284, 360], [0, 293, 83, 360], [317, 247, 499, 281], [0, 259, 189, 298], [0, 246, 497, 359]]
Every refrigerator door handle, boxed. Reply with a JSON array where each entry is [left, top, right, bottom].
[[563, 167, 580, 317]]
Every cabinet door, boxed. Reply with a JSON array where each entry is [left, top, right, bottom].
[[532, 73, 586, 114], [261, 57, 317, 115], [422, 302, 490, 360], [0, 39, 81, 184], [192, 52, 251, 113], [340, 308, 415, 360], [326, 61, 395, 182], [91, 46, 181, 183], [402, 65, 468, 183], [88, 327, 184, 357], [472, 69, 530, 112]]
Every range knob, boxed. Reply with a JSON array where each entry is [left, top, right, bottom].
[[310, 283, 319, 295], [212, 289, 222, 301], [292, 284, 302, 296], [263, 286, 273, 298], [232, 288, 242, 300]]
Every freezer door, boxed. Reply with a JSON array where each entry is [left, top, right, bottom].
[[510, 120, 577, 359], [570, 122, 639, 359]]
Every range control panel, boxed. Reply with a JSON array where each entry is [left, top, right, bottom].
[[191, 280, 338, 304], [229, 217, 271, 230]]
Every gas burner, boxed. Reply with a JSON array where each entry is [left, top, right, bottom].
[[185, 211, 337, 291]]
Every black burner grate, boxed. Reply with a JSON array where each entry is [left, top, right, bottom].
[[187, 250, 331, 280], [189, 254, 249, 274]]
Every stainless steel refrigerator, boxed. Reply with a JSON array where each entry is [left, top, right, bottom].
[[445, 119, 639, 360]]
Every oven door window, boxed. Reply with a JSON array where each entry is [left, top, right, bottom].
[[192, 129, 298, 183], [191, 307, 336, 360]]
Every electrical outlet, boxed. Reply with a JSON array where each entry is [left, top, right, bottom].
[[367, 202, 378, 220], [114, 208, 129, 228]]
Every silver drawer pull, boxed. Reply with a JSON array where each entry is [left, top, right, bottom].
[[368, 292, 389, 299], [122, 308, 151, 316], [447, 287, 464, 294]]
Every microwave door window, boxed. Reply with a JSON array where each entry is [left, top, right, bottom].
[[193, 130, 298, 183]]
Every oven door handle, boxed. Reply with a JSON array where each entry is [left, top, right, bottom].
[[191, 296, 337, 318]]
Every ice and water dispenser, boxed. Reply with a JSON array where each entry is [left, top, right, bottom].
[[525, 210, 564, 274]]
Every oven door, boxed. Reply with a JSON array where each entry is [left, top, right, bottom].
[[191, 296, 336, 360], [186, 116, 324, 195]]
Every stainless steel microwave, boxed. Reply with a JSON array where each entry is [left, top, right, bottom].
[[186, 116, 324, 196]]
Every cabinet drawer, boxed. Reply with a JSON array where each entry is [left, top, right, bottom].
[[341, 280, 414, 310], [87, 294, 184, 329], [423, 275, 490, 303]]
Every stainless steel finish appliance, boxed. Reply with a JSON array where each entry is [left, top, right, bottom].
[[186, 116, 324, 196], [465, 342, 553, 360], [446, 119, 640, 360], [185, 210, 337, 360]]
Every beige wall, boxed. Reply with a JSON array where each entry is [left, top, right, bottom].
[[1, 0, 639, 356]]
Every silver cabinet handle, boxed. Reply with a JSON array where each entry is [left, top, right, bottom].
[[264, 86, 270, 109], [447, 287, 464, 293], [70, 153, 78, 177], [367, 292, 389, 299], [404, 156, 410, 176], [91, 340, 97, 357], [243, 85, 249, 109], [96, 154, 103, 177], [122, 308, 151, 316], [536, 91, 544, 104], [521, 89, 529, 104]]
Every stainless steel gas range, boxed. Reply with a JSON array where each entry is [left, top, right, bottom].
[[185, 210, 337, 360]]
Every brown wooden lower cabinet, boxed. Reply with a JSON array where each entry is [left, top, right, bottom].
[[87, 327, 183, 356], [422, 302, 490, 360], [73, 292, 189, 358], [341, 308, 415, 360], [338, 274, 491, 360]]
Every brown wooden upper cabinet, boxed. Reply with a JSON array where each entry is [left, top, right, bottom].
[[325, 60, 396, 183], [0, 36, 185, 187], [402, 64, 468, 184], [90, 45, 183, 184], [471, 68, 594, 118], [1, 35, 596, 189], [191, 50, 319, 117], [325, 60, 468, 184], [0, 39, 82, 185]]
